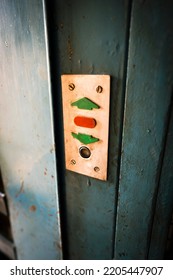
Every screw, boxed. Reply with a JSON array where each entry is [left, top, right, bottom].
[[70, 159, 76, 165], [96, 85, 103, 93], [94, 166, 100, 172], [69, 83, 75, 91]]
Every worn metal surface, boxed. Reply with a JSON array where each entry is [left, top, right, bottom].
[[61, 74, 110, 180], [0, 0, 62, 259], [149, 96, 173, 259], [46, 0, 131, 259], [114, 0, 173, 259]]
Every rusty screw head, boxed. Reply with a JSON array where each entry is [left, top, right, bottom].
[[69, 83, 75, 91], [94, 166, 100, 172], [96, 85, 103, 93], [70, 159, 76, 165]]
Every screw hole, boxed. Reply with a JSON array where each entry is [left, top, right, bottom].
[[96, 85, 103, 93], [68, 83, 75, 91], [94, 166, 100, 172], [70, 159, 76, 165]]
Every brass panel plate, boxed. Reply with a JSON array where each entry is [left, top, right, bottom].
[[61, 75, 110, 180]]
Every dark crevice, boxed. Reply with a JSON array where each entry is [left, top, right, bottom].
[[0, 170, 16, 259], [44, 0, 69, 259], [112, 0, 133, 259], [146, 89, 173, 259]]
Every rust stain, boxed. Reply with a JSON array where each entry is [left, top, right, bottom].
[[29, 205, 36, 212], [15, 181, 24, 198]]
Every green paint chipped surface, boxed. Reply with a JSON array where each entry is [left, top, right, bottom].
[[71, 132, 99, 144], [71, 97, 100, 110]]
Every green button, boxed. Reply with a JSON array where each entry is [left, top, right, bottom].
[[71, 132, 99, 144], [71, 97, 100, 110]]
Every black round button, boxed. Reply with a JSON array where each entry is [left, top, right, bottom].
[[79, 146, 91, 159]]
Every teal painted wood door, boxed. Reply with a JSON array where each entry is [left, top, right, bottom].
[[0, 0, 62, 259], [114, 0, 173, 259], [47, 0, 173, 260], [46, 0, 131, 259]]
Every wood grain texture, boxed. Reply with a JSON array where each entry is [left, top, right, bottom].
[[0, 0, 62, 259], [149, 97, 173, 259], [114, 0, 173, 259], [46, 0, 131, 259]]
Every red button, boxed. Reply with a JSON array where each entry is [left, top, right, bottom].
[[74, 116, 96, 128]]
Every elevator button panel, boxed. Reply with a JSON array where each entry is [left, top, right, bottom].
[[61, 74, 110, 180]]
